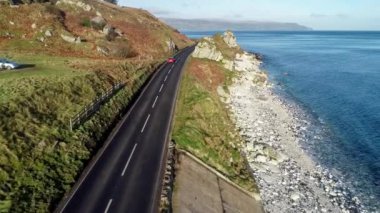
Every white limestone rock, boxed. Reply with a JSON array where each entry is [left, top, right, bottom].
[[234, 51, 260, 72], [222, 59, 234, 71], [56, 0, 92, 11], [192, 39, 223, 61], [165, 39, 176, 53], [223, 31, 238, 48]]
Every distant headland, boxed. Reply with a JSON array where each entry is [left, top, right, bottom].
[[161, 18, 312, 31]]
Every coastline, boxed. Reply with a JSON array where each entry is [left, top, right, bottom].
[[224, 56, 365, 212]]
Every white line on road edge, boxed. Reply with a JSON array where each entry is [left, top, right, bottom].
[[121, 143, 138, 176], [159, 84, 164, 93], [141, 114, 151, 133], [168, 68, 172, 74], [164, 75, 168, 82], [104, 199, 113, 213], [152, 95, 159, 108]]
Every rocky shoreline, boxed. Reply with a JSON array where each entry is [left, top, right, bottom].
[[224, 56, 367, 213], [191, 31, 367, 212]]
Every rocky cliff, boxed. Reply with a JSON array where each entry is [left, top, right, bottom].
[[192, 31, 267, 86]]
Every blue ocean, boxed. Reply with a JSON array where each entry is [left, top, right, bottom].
[[186, 31, 380, 211]]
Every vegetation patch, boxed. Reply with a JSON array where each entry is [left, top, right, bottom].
[[173, 58, 257, 192]]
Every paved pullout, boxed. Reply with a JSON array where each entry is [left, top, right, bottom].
[[56, 46, 195, 213], [173, 151, 264, 213]]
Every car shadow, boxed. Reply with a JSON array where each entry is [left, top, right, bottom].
[[17, 64, 36, 69]]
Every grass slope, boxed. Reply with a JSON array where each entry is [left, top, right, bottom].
[[173, 58, 257, 192]]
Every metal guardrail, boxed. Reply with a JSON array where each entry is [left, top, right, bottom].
[[69, 82, 125, 131]]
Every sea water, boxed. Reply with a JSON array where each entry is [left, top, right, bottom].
[[186, 31, 380, 211]]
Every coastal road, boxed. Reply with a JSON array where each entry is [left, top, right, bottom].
[[55, 46, 195, 213]]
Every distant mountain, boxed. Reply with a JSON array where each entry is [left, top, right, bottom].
[[161, 18, 312, 31]]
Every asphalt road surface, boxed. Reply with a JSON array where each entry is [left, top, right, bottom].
[[56, 46, 195, 213]]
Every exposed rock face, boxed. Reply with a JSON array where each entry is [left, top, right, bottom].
[[91, 16, 107, 28], [223, 31, 238, 48], [222, 59, 234, 71], [166, 39, 177, 53], [192, 39, 223, 61], [56, 0, 92, 11], [193, 31, 265, 77]]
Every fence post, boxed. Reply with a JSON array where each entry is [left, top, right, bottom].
[[69, 83, 125, 130], [69, 118, 73, 132]]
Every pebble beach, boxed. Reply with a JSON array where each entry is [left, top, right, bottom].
[[225, 57, 366, 213]]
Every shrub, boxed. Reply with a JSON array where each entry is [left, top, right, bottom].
[[80, 18, 91, 28], [45, 5, 65, 23], [113, 44, 137, 58]]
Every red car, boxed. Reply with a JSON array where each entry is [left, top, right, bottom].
[[167, 58, 176, 63]]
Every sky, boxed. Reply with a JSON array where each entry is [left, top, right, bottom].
[[119, 0, 380, 30]]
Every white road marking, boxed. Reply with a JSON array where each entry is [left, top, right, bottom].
[[164, 75, 168, 82], [159, 84, 164, 93], [168, 68, 172, 74], [152, 95, 159, 108], [141, 114, 151, 133], [104, 199, 113, 213], [121, 143, 138, 176]]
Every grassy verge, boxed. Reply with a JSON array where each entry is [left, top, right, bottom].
[[172, 58, 257, 192]]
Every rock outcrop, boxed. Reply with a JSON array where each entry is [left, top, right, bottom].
[[56, 0, 92, 11], [192, 31, 267, 87], [222, 59, 234, 71], [223, 31, 238, 48], [91, 16, 107, 29], [166, 39, 177, 53], [45, 30, 53, 37], [60, 33, 81, 44], [192, 38, 223, 61]]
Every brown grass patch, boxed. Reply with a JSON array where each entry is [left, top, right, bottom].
[[188, 58, 225, 91]]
